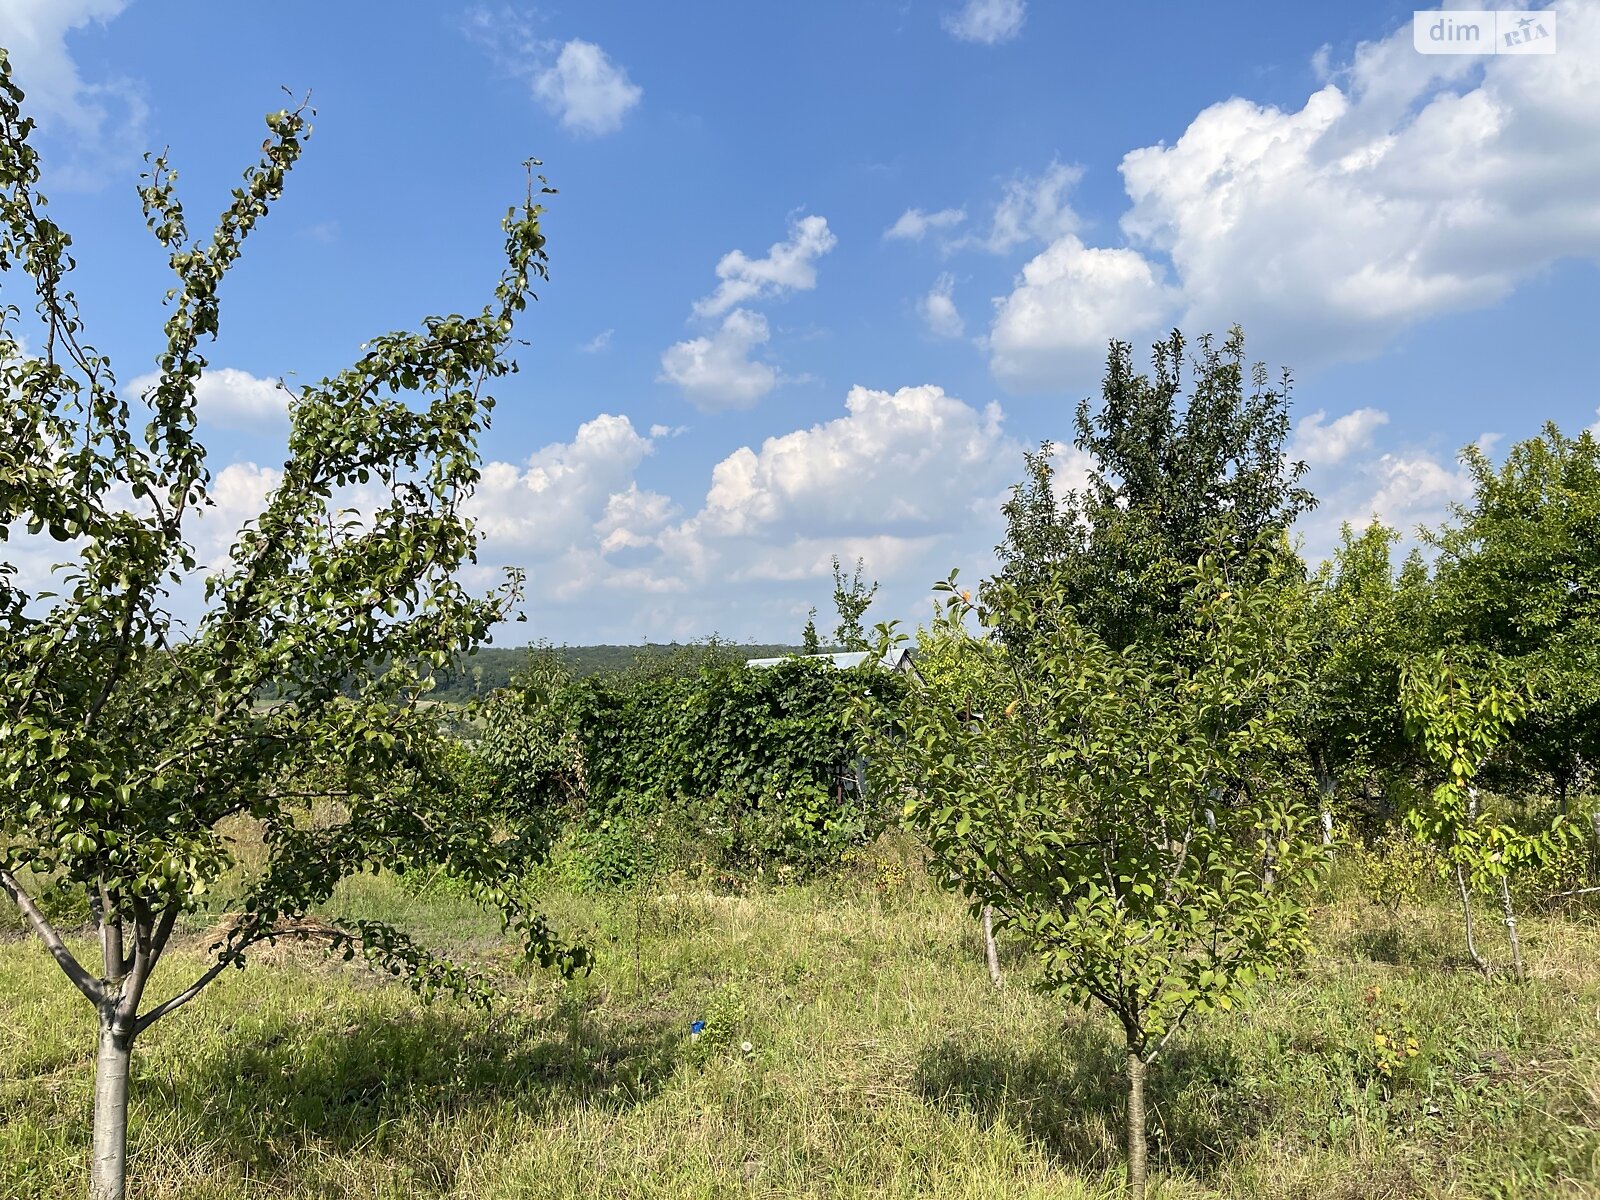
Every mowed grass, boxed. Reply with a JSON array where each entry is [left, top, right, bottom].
[[2, 858, 1598, 1199]]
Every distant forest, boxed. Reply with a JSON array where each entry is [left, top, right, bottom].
[[425, 642, 812, 702]]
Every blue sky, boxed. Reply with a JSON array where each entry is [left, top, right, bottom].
[[3, 0, 1598, 645]]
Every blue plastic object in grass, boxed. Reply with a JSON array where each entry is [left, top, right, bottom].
[[690, 1020, 705, 1039]]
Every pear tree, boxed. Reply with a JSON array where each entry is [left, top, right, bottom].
[[0, 56, 583, 1200]]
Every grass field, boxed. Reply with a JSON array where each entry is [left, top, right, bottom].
[[3, 853, 1598, 1199]]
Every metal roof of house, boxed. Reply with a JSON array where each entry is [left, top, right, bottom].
[[745, 649, 918, 675]]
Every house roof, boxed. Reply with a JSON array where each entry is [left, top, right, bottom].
[[745, 649, 919, 677]]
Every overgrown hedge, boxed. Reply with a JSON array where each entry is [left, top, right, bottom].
[[476, 653, 908, 883]]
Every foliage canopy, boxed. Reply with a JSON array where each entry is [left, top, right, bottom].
[[995, 327, 1315, 652]]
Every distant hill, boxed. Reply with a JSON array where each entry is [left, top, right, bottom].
[[425, 641, 815, 702]]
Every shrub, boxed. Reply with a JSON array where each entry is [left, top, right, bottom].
[[490, 649, 907, 880]]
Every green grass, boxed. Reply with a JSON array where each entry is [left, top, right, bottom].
[[2, 860, 1598, 1199]]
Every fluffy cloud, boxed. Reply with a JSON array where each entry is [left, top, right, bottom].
[[1307, 448, 1476, 556], [418, 387, 1032, 641], [1284, 406, 1480, 566], [884, 207, 966, 241], [193, 462, 284, 568], [612, 383, 1026, 637], [659, 309, 779, 411], [989, 235, 1179, 391], [943, 0, 1027, 45], [687, 383, 1014, 540], [468, 413, 655, 552], [693, 215, 837, 319], [1289, 407, 1390, 468], [980, 0, 1600, 391], [597, 484, 678, 554], [532, 38, 642, 136], [1291, 419, 1487, 565], [0, 0, 144, 180], [464, 14, 640, 137], [978, 161, 1082, 254], [128, 367, 289, 433], [918, 273, 965, 339], [1117, 0, 1600, 367], [662, 215, 838, 410]]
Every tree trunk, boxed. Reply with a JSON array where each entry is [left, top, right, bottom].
[[1312, 754, 1336, 851], [981, 905, 1002, 988], [1455, 861, 1488, 975], [1498, 874, 1525, 984], [91, 1018, 133, 1200], [1125, 1051, 1148, 1200]]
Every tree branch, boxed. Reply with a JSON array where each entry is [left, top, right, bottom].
[[81, 581, 146, 732], [135, 931, 262, 1035], [0, 869, 104, 1004], [95, 880, 125, 982], [115, 896, 179, 1025]]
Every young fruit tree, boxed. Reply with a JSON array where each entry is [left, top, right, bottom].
[[0, 58, 584, 1200], [831, 554, 879, 652], [1399, 652, 1572, 981], [910, 596, 1010, 986], [867, 554, 1323, 1199]]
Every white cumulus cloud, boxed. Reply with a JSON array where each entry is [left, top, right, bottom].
[[884, 207, 967, 241], [689, 383, 1014, 540], [127, 367, 289, 432], [1115, 0, 1600, 368], [1290, 407, 1390, 468], [464, 14, 641, 138], [1294, 434, 1489, 566], [594, 382, 1029, 640], [532, 38, 642, 136], [989, 235, 1179, 392], [1364, 450, 1478, 532], [693, 215, 837, 320], [659, 309, 779, 412], [0, 0, 145, 181], [919, 273, 965, 339], [469, 413, 655, 552], [422, 389, 1031, 641], [980, 1, 1600, 393], [597, 484, 678, 553], [943, 0, 1027, 45]]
